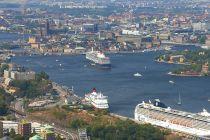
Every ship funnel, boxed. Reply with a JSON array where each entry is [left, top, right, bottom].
[[93, 88, 97, 92]]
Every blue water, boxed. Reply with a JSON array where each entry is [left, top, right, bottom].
[[11, 51, 210, 117]]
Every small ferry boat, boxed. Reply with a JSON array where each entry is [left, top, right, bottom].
[[134, 73, 142, 77], [169, 80, 174, 84]]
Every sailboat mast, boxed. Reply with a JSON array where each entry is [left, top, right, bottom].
[[178, 92, 181, 105]]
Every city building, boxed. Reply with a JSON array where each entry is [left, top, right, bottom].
[[78, 128, 88, 140], [40, 125, 56, 140], [202, 62, 209, 74], [4, 70, 35, 81], [83, 23, 98, 33], [206, 35, 210, 47], [169, 55, 185, 63], [192, 22, 207, 31], [46, 19, 50, 35], [0, 121, 3, 138], [122, 29, 141, 36], [2, 121, 18, 133], [18, 120, 31, 138], [28, 37, 36, 44]]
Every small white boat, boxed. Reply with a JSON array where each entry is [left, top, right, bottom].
[[199, 109, 210, 117], [169, 80, 174, 84], [134, 73, 142, 77], [56, 59, 59, 62], [59, 64, 62, 66]]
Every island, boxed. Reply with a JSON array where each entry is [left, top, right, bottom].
[[156, 50, 210, 77]]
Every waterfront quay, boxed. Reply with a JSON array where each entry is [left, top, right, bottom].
[[52, 82, 81, 105]]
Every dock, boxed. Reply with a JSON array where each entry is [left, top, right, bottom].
[[52, 82, 81, 104]]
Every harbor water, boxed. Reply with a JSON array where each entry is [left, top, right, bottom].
[[11, 51, 210, 117]]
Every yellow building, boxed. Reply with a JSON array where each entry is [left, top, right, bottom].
[[28, 37, 36, 44], [202, 62, 209, 74], [179, 57, 184, 63], [7, 87, 19, 94]]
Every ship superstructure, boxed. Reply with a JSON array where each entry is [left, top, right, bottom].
[[86, 49, 111, 68], [134, 99, 210, 137], [85, 88, 109, 109]]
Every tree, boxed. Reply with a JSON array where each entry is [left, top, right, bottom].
[[199, 36, 206, 44], [9, 128, 16, 138], [70, 119, 87, 129], [35, 71, 49, 81], [0, 93, 7, 115], [13, 135, 25, 140], [0, 64, 9, 76]]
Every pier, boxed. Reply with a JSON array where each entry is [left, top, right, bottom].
[[52, 82, 81, 104]]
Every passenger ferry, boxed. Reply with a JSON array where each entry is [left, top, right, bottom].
[[135, 99, 210, 137], [85, 88, 109, 109]]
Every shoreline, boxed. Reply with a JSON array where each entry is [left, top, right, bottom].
[[155, 59, 191, 65], [167, 72, 203, 77], [11, 47, 166, 57]]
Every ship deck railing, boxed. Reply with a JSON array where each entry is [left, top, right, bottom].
[[139, 105, 210, 123], [138, 107, 210, 130]]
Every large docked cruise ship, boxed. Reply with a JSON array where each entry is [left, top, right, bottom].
[[86, 50, 111, 68], [135, 99, 210, 137], [85, 88, 109, 109]]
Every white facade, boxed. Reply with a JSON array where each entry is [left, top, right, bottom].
[[2, 121, 44, 134], [192, 22, 207, 31], [122, 30, 141, 36], [4, 70, 35, 81]]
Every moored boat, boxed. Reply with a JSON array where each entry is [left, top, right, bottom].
[[135, 99, 210, 137], [85, 88, 109, 109]]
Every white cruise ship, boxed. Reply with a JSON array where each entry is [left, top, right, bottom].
[[86, 49, 111, 68], [135, 99, 210, 137], [85, 88, 109, 109]]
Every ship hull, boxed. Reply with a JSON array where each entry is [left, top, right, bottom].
[[87, 59, 111, 68], [135, 103, 210, 137], [86, 51, 111, 68]]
